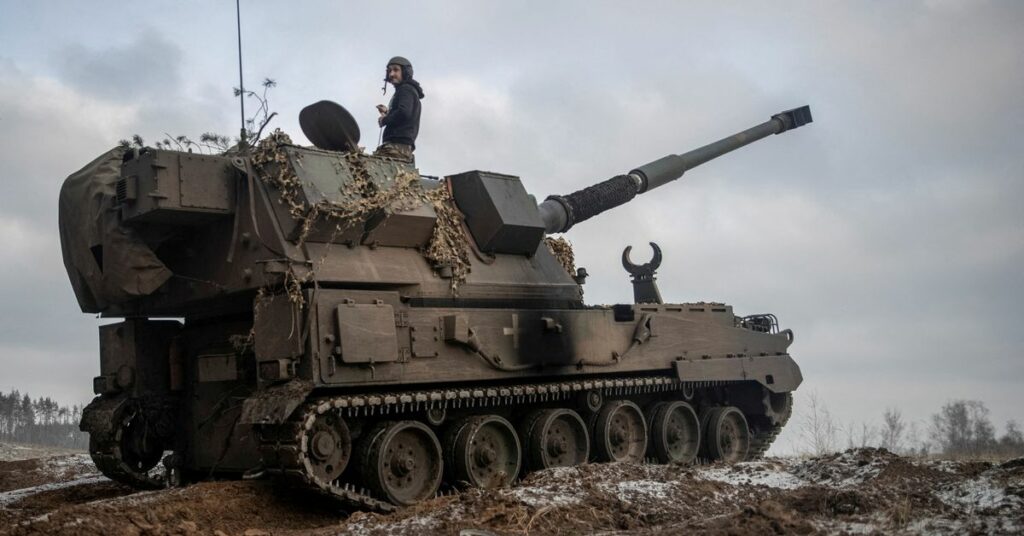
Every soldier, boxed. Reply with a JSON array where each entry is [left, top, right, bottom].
[[375, 56, 424, 163]]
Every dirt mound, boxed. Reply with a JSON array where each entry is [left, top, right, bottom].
[[1, 448, 1022, 535]]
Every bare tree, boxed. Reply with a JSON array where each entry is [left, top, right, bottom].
[[798, 391, 840, 456], [880, 407, 906, 453]]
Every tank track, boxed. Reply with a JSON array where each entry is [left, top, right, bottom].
[[255, 375, 788, 512], [89, 440, 164, 489], [747, 424, 785, 460], [82, 396, 165, 489], [256, 404, 396, 513], [747, 393, 793, 460]]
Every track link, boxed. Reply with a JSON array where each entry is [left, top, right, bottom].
[[747, 425, 785, 460]]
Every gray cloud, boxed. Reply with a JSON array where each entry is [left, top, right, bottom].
[[55, 31, 184, 101]]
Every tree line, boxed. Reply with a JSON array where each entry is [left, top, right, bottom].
[[0, 390, 89, 449], [799, 393, 1024, 459]]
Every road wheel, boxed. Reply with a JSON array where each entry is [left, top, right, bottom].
[[360, 420, 443, 506], [647, 401, 700, 464], [521, 409, 589, 471], [593, 400, 647, 463], [444, 415, 520, 489], [702, 406, 750, 463]]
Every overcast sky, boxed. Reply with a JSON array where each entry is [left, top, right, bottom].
[[1, 1, 1021, 453]]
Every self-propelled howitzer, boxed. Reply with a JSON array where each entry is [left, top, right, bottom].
[[60, 104, 812, 510]]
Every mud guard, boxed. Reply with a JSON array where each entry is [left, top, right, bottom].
[[672, 354, 802, 393], [239, 380, 314, 425]]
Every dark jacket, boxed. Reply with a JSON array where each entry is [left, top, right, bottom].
[[381, 79, 424, 149]]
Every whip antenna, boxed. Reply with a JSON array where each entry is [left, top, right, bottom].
[[235, 0, 246, 148]]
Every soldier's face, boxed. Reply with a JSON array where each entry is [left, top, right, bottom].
[[387, 65, 403, 84]]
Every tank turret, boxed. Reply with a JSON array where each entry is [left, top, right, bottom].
[[539, 106, 812, 233]]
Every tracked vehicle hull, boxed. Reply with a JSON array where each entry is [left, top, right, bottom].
[[63, 105, 811, 509]]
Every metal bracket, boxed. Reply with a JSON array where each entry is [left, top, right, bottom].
[[621, 242, 664, 304]]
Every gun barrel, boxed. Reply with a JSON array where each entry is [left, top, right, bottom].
[[538, 105, 812, 233]]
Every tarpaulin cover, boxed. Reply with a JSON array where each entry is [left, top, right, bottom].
[[58, 148, 172, 313]]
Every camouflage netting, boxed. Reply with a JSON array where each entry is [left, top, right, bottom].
[[544, 237, 576, 276], [251, 130, 306, 218], [251, 129, 471, 294], [422, 188, 473, 291]]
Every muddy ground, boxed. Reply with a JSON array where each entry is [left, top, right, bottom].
[[1, 444, 1021, 535]]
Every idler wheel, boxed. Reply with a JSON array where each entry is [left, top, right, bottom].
[[118, 407, 165, 476], [646, 401, 700, 464], [444, 415, 520, 489], [521, 409, 589, 471], [86, 397, 169, 490], [701, 406, 750, 463], [593, 400, 648, 463], [302, 411, 351, 484], [360, 420, 443, 506]]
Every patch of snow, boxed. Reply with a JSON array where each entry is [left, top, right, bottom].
[[344, 504, 468, 536], [347, 513, 443, 536], [0, 475, 106, 506], [936, 476, 1019, 512], [39, 454, 96, 477], [789, 451, 886, 488], [813, 518, 885, 535], [931, 460, 966, 474], [606, 479, 675, 500], [44, 453, 92, 467], [903, 514, 1024, 536], [538, 466, 582, 480], [504, 485, 583, 508], [696, 462, 805, 490], [93, 488, 165, 508]]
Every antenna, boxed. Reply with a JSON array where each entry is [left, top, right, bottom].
[[235, 0, 246, 148]]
